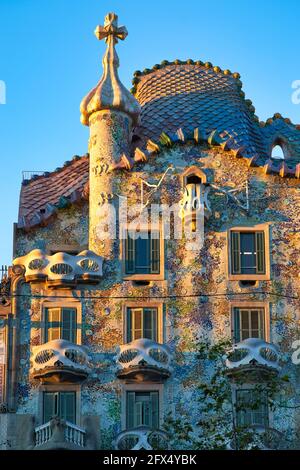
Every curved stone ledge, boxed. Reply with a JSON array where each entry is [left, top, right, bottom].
[[115, 338, 172, 381], [114, 426, 168, 450], [31, 339, 91, 383], [227, 425, 283, 450], [13, 249, 103, 287], [225, 338, 281, 379]]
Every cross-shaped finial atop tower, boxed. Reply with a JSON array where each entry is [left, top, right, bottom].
[[80, 12, 140, 127], [94, 12, 128, 44]]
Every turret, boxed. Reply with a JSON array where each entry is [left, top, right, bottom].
[[80, 12, 140, 259]]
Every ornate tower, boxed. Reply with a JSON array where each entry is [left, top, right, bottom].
[[80, 12, 140, 259]]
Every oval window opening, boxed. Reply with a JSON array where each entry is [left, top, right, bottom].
[[271, 144, 285, 160]]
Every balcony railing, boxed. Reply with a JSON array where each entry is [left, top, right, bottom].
[[115, 338, 172, 381], [13, 249, 103, 287], [114, 426, 168, 450], [35, 418, 86, 449], [225, 338, 281, 379], [31, 339, 91, 383]]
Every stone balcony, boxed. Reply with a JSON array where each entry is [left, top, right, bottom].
[[114, 426, 168, 450], [13, 249, 103, 287], [227, 425, 283, 450], [115, 338, 172, 381], [31, 339, 91, 383], [34, 418, 87, 450], [225, 338, 282, 380]]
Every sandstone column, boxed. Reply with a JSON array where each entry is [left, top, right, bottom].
[[80, 12, 140, 259]]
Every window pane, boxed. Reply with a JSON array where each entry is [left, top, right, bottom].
[[127, 308, 158, 342], [60, 392, 76, 423], [240, 310, 250, 340], [143, 308, 158, 341], [151, 234, 160, 274], [128, 392, 159, 429], [126, 392, 135, 429], [125, 233, 135, 274], [135, 236, 151, 273], [236, 389, 268, 427], [61, 308, 77, 343], [256, 232, 265, 274], [240, 233, 256, 274], [231, 232, 241, 274], [234, 308, 265, 341], [151, 391, 159, 428], [43, 392, 56, 423]]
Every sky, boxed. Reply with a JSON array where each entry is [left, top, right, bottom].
[[0, 0, 299, 266]]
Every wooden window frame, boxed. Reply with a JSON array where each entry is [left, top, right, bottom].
[[45, 307, 77, 343], [41, 300, 82, 344], [121, 224, 165, 281], [235, 388, 269, 428], [38, 383, 81, 426], [227, 224, 271, 281], [123, 303, 164, 344], [126, 390, 159, 429], [121, 383, 164, 431], [230, 302, 270, 343], [43, 390, 76, 424]]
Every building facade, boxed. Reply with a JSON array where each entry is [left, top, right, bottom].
[[0, 12, 300, 450]]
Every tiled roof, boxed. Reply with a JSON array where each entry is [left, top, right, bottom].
[[133, 62, 300, 164], [18, 155, 89, 229], [18, 61, 300, 230]]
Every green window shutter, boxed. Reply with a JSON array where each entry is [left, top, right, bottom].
[[150, 392, 159, 429], [241, 309, 250, 340], [125, 232, 135, 274], [61, 308, 77, 343], [143, 400, 151, 427], [233, 308, 240, 342], [231, 232, 241, 274], [126, 392, 135, 429], [150, 233, 160, 274], [127, 308, 132, 342], [60, 392, 76, 423], [143, 308, 157, 341], [135, 401, 143, 427], [255, 231, 265, 274], [258, 308, 265, 339], [43, 392, 56, 423]]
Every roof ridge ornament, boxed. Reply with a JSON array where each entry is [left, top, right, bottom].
[[80, 12, 140, 127]]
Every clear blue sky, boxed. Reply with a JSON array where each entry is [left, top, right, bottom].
[[0, 0, 299, 265]]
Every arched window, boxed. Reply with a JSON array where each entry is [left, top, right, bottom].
[[182, 166, 207, 186], [186, 174, 202, 185], [180, 167, 208, 232], [271, 144, 285, 160]]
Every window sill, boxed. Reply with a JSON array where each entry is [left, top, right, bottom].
[[123, 273, 165, 281], [228, 274, 270, 281]]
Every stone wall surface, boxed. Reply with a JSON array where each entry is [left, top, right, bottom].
[[8, 144, 300, 449]]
